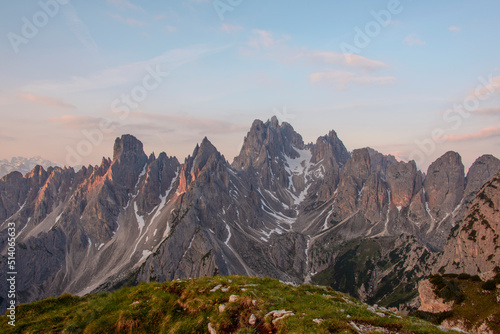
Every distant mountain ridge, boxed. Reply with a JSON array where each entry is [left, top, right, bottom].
[[0, 156, 60, 178], [0, 117, 499, 313]]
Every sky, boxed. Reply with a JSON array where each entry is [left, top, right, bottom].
[[1, 0, 500, 171]]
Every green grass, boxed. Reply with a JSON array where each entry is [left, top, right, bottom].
[[0, 275, 457, 334]]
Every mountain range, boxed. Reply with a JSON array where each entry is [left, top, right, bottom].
[[0, 157, 60, 179], [1, 117, 499, 316]]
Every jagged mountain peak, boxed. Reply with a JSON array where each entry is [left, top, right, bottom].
[[177, 137, 227, 194], [190, 136, 224, 167], [232, 116, 304, 171], [321, 129, 346, 147], [429, 151, 462, 170], [460, 153, 500, 211], [342, 148, 371, 184], [424, 150, 465, 225], [198, 136, 218, 155], [0, 170, 23, 182], [366, 147, 398, 181], [269, 115, 279, 127], [310, 129, 350, 164], [424, 150, 464, 183], [366, 147, 397, 163], [466, 154, 500, 193], [469, 153, 499, 165], [26, 164, 47, 176], [109, 135, 148, 196], [113, 134, 146, 161]]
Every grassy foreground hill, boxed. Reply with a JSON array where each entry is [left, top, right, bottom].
[[1, 276, 457, 334]]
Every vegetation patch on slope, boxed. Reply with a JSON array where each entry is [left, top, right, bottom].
[[312, 236, 429, 309], [0, 275, 457, 334], [413, 271, 500, 333]]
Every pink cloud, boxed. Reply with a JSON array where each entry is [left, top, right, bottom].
[[49, 112, 247, 134], [19, 93, 76, 109], [243, 30, 394, 89], [296, 51, 388, 72], [448, 26, 461, 32], [48, 115, 113, 129], [404, 34, 426, 46], [23, 46, 215, 93], [166, 25, 177, 32], [249, 29, 276, 48], [309, 69, 395, 89], [221, 24, 243, 33], [127, 112, 248, 134], [111, 13, 145, 27], [107, 0, 144, 11], [473, 106, 500, 115], [245, 30, 389, 73], [469, 76, 500, 99], [442, 125, 500, 142], [0, 135, 15, 142]]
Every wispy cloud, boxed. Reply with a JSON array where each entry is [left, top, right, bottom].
[[107, 0, 144, 11], [404, 34, 426, 46], [245, 29, 389, 72], [221, 24, 243, 33], [49, 115, 116, 129], [473, 106, 500, 115], [0, 135, 15, 142], [448, 26, 461, 32], [166, 25, 177, 32], [442, 125, 500, 142], [309, 70, 396, 89], [296, 51, 388, 72], [61, 4, 100, 57], [19, 93, 76, 109], [23, 46, 223, 93], [248, 29, 279, 48], [111, 13, 145, 27], [127, 112, 248, 134], [49, 112, 247, 140], [468, 76, 500, 99]]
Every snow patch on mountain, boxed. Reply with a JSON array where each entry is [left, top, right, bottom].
[[0, 156, 60, 178], [284, 147, 313, 205]]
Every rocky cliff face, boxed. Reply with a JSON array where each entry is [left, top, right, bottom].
[[418, 279, 454, 313], [416, 273, 500, 334], [437, 168, 500, 275], [0, 117, 499, 313]]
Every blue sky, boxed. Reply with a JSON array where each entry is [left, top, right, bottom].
[[1, 0, 499, 170]]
